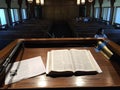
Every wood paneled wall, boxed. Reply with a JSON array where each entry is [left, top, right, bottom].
[[42, 0, 79, 21]]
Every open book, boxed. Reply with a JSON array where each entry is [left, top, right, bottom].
[[46, 49, 102, 77]]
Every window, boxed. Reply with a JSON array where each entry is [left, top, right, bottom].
[[10, 9, 19, 23], [102, 8, 111, 21], [11, 9, 15, 22], [0, 9, 7, 25], [22, 9, 27, 19], [115, 7, 120, 24], [95, 7, 100, 18]]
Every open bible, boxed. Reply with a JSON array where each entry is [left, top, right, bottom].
[[46, 49, 102, 77]]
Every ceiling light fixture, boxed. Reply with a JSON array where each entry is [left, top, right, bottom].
[[27, 0, 33, 3]]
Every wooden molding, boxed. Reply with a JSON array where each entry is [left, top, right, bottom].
[[18, 0, 23, 8], [98, 0, 103, 5], [110, 0, 115, 6], [5, 0, 11, 8]]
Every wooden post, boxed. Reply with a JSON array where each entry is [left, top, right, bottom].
[[27, 0, 36, 19], [5, 0, 12, 26], [109, 0, 115, 25], [98, 0, 103, 19], [92, 0, 95, 18], [18, 0, 23, 23], [86, 0, 91, 17], [25, 0, 29, 19]]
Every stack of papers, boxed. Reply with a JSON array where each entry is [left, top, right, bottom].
[[5, 56, 46, 85]]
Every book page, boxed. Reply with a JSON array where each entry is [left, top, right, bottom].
[[70, 49, 101, 73], [46, 49, 74, 73], [5, 56, 46, 85], [46, 51, 52, 74], [87, 50, 102, 73]]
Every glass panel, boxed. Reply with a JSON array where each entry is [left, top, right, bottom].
[[0, 9, 7, 25], [102, 8, 107, 20], [95, 8, 100, 18], [10, 9, 15, 22], [14, 9, 19, 22], [107, 8, 111, 21], [102, 8, 111, 21], [115, 7, 120, 24], [22, 9, 27, 19]]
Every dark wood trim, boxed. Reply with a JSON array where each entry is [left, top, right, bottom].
[[92, 0, 95, 18], [109, 0, 116, 25], [18, 0, 23, 23], [5, 0, 11, 8], [18, 0, 22, 8], [1, 38, 120, 59], [86, 0, 92, 17], [98, 0, 103, 19], [27, 0, 36, 19], [5, 0, 12, 26]]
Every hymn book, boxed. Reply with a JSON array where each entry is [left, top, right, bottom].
[[46, 49, 102, 77]]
